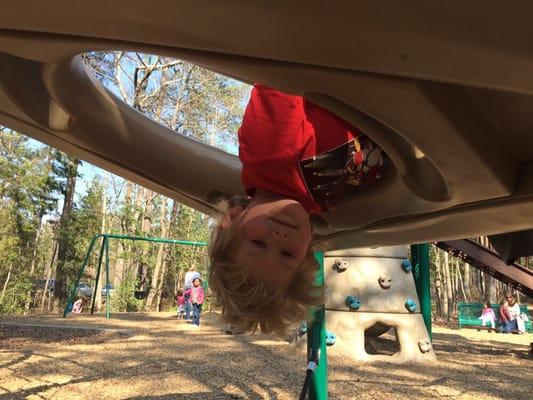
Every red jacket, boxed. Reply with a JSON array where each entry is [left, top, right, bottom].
[[499, 305, 511, 323], [239, 85, 387, 214]]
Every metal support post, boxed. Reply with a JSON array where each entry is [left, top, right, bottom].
[[307, 251, 327, 400], [90, 236, 106, 314], [104, 235, 111, 319], [411, 243, 432, 339], [65, 233, 207, 320]]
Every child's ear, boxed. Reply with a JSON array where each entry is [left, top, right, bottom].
[[220, 205, 244, 229]]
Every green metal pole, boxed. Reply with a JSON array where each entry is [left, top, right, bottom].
[[103, 233, 206, 247], [104, 235, 111, 319], [411, 243, 432, 339], [90, 236, 106, 314], [63, 234, 99, 317], [307, 251, 327, 400]]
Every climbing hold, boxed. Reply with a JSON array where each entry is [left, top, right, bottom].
[[298, 321, 308, 336], [345, 295, 361, 310], [332, 258, 349, 272], [378, 274, 392, 289], [401, 259, 412, 273], [405, 298, 417, 313], [418, 339, 432, 353], [325, 330, 336, 346]]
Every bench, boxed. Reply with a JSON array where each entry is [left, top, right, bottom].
[[457, 302, 532, 333]]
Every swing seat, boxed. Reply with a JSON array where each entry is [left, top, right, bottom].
[[134, 290, 147, 300]]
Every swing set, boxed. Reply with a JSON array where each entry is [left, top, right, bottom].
[[63, 233, 207, 319]]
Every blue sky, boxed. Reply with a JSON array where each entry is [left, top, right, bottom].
[[5, 52, 249, 214]]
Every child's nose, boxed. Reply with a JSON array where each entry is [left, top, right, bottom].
[[272, 229, 289, 241]]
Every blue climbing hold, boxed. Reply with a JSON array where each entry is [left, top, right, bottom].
[[405, 298, 417, 313], [325, 330, 336, 346], [401, 259, 412, 273], [298, 321, 307, 336], [66, 302, 73, 313], [345, 295, 361, 310]]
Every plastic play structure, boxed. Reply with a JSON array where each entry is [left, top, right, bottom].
[[323, 245, 435, 364], [63, 234, 206, 319], [435, 239, 533, 298], [2, 3, 533, 399]]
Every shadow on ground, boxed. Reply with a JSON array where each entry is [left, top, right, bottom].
[[0, 313, 531, 400]]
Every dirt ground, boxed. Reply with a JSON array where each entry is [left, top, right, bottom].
[[0, 312, 531, 400]]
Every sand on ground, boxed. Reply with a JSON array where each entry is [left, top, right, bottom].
[[0, 312, 531, 399]]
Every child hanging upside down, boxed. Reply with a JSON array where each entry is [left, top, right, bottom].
[[208, 84, 388, 336]]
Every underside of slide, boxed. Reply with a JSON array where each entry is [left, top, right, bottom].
[[1, 2, 533, 250], [435, 240, 533, 298]]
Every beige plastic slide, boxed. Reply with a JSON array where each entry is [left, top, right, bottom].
[[0, 1, 532, 249]]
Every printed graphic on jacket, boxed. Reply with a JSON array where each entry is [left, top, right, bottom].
[[299, 136, 387, 210]]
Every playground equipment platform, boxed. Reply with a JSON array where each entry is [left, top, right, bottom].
[[435, 239, 533, 298]]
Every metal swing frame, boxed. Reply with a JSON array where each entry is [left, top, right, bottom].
[[63, 233, 207, 320]]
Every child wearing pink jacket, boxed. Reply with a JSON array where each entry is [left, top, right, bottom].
[[185, 278, 205, 326], [479, 301, 496, 330]]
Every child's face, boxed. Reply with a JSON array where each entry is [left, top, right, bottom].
[[193, 279, 200, 287], [225, 194, 313, 288]]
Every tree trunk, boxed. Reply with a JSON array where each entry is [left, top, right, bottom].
[[138, 188, 153, 304], [123, 182, 135, 281], [0, 264, 13, 305], [451, 260, 457, 314], [145, 197, 168, 308], [484, 273, 496, 303], [95, 183, 107, 312], [53, 155, 79, 311], [24, 214, 44, 313], [443, 251, 453, 322], [457, 259, 467, 302], [463, 263, 471, 300], [478, 236, 496, 303], [156, 256, 168, 312], [434, 250, 446, 319], [479, 271, 484, 298], [40, 241, 58, 314]]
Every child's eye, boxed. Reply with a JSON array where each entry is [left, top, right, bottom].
[[251, 240, 266, 248]]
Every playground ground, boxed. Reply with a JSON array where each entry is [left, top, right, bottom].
[[0, 312, 531, 400]]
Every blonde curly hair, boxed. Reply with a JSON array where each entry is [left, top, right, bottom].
[[208, 196, 324, 336]]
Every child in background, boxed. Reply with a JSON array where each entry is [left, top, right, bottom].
[[209, 84, 388, 336], [185, 278, 205, 327], [479, 301, 496, 331], [498, 299, 512, 333], [175, 289, 185, 319], [72, 298, 83, 314], [507, 293, 526, 334]]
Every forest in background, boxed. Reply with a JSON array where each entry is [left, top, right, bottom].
[[0, 52, 248, 315], [430, 238, 531, 322], [0, 52, 531, 318]]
